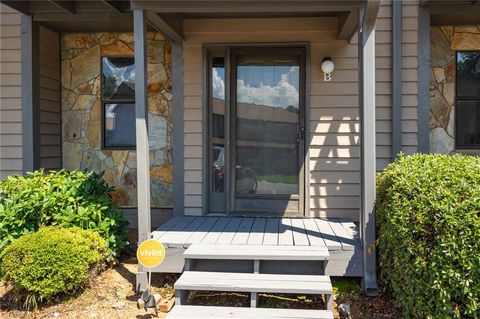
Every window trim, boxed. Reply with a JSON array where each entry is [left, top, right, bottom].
[[454, 50, 480, 150], [100, 55, 136, 150]]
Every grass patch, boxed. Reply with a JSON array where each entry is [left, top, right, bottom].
[[331, 278, 360, 294], [257, 175, 298, 185]]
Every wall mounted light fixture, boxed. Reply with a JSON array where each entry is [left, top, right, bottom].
[[321, 57, 335, 81]]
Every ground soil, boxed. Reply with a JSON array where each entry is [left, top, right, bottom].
[[0, 231, 402, 319]]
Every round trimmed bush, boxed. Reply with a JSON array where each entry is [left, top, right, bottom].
[[0, 169, 128, 261], [1, 226, 107, 308], [377, 154, 480, 319]]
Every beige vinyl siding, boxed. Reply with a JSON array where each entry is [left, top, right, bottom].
[[39, 26, 61, 169], [402, 0, 419, 154], [374, 1, 394, 172], [0, 4, 22, 178], [182, 2, 419, 218]]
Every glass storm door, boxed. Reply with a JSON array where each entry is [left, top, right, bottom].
[[232, 48, 305, 215]]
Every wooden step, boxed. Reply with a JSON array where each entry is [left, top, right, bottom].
[[176, 271, 332, 294], [184, 244, 330, 261], [166, 305, 334, 319], [175, 271, 333, 309]]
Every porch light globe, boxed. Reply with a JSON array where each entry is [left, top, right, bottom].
[[321, 58, 334, 74]]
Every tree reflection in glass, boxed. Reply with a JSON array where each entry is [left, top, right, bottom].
[[102, 57, 135, 100]]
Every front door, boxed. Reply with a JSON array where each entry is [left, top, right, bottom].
[[208, 46, 306, 216]]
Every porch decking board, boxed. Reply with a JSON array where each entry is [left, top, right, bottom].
[[154, 216, 187, 238], [328, 219, 356, 250], [216, 217, 242, 244], [201, 217, 231, 244], [157, 216, 197, 247], [339, 219, 359, 241], [315, 218, 343, 251], [185, 217, 219, 246], [278, 218, 294, 246], [153, 217, 358, 250], [291, 218, 310, 246], [303, 218, 327, 246], [231, 217, 255, 245], [247, 217, 267, 245], [263, 217, 280, 245]]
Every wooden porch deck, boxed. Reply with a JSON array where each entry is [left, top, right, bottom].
[[151, 217, 363, 277]]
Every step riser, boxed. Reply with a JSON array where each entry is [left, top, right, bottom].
[[175, 290, 333, 311], [185, 259, 328, 276]]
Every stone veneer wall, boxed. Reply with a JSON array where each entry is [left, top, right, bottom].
[[61, 32, 173, 207], [430, 25, 480, 153]]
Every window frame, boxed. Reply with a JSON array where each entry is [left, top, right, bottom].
[[454, 50, 480, 150], [100, 55, 136, 150]]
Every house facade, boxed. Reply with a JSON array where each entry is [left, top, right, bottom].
[[1, 0, 479, 293]]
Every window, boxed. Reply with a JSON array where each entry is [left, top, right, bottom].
[[210, 56, 226, 194], [456, 51, 480, 149], [102, 57, 136, 149]]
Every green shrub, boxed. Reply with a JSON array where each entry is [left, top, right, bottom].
[[377, 154, 480, 319], [0, 169, 128, 261], [1, 226, 107, 308]]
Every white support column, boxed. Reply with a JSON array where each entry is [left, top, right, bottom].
[[134, 9, 151, 292], [358, 0, 379, 297]]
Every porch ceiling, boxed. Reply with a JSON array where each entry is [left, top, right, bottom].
[[1, 0, 364, 40], [0, 0, 134, 31], [133, 0, 364, 43], [420, 0, 480, 25]]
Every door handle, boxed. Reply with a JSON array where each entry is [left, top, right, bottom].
[[297, 126, 305, 142]]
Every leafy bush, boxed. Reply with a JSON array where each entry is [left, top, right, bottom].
[[0, 169, 128, 261], [377, 154, 480, 319], [1, 226, 107, 308]]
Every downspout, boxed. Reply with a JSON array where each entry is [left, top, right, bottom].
[[392, 0, 403, 159]]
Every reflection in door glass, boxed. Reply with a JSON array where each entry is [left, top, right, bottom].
[[211, 57, 225, 193], [236, 54, 300, 195]]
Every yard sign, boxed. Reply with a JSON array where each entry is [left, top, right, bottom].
[[137, 239, 166, 268]]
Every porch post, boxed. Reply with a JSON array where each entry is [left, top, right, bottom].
[[172, 43, 184, 216], [133, 9, 151, 292], [358, 0, 379, 296], [21, 15, 40, 173]]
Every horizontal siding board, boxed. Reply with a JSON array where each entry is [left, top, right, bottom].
[[40, 111, 61, 124], [0, 123, 21, 134], [0, 61, 21, 74], [39, 64, 59, 80], [40, 157, 61, 169], [310, 171, 360, 184], [39, 146, 61, 158], [40, 134, 61, 146], [0, 158, 22, 170], [0, 73, 21, 85], [0, 146, 22, 158], [184, 17, 337, 33], [0, 37, 21, 50], [0, 49, 21, 62], [0, 134, 22, 146]]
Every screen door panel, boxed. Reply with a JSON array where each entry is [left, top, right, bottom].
[[232, 48, 305, 215]]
